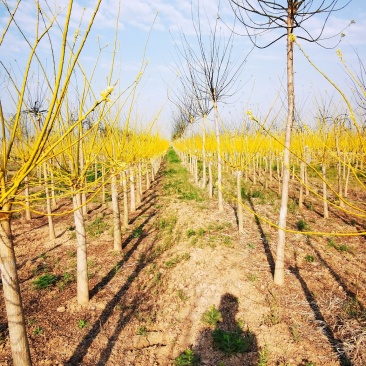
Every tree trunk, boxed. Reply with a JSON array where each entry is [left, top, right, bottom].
[[73, 192, 89, 305], [111, 173, 122, 252], [208, 161, 213, 199], [237, 170, 244, 233], [213, 92, 223, 212], [322, 164, 329, 219], [299, 161, 305, 209], [0, 220, 32, 366], [24, 176, 31, 221], [130, 168, 136, 212], [274, 18, 295, 286], [122, 170, 129, 227], [202, 125, 207, 188], [146, 163, 150, 190], [43, 164, 56, 241]]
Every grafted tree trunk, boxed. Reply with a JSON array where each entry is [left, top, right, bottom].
[[208, 161, 213, 198], [73, 192, 89, 305], [0, 220, 32, 366], [322, 164, 329, 219], [214, 94, 224, 212], [24, 176, 31, 221], [299, 161, 305, 209]]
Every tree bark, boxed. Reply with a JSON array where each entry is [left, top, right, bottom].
[[274, 16, 295, 286], [43, 164, 56, 241], [111, 173, 122, 252], [0, 220, 32, 366], [73, 192, 89, 305], [122, 170, 129, 227], [237, 170, 244, 233], [214, 93, 224, 212]]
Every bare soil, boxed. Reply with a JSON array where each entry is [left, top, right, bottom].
[[0, 153, 365, 365]]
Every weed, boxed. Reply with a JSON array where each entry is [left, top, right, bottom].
[[67, 249, 76, 257], [258, 345, 269, 366], [33, 326, 43, 336], [201, 306, 222, 327], [197, 228, 205, 237], [186, 229, 196, 237], [327, 237, 351, 253], [304, 254, 315, 263], [212, 328, 253, 354], [33, 274, 57, 290], [339, 244, 349, 252], [57, 272, 75, 290], [165, 253, 190, 268], [296, 219, 309, 231], [247, 273, 257, 282], [247, 243, 256, 249], [136, 326, 148, 336], [290, 324, 301, 342], [222, 236, 233, 247], [263, 292, 281, 326], [175, 348, 200, 366], [86, 217, 108, 238], [77, 320, 89, 329], [177, 290, 188, 301], [132, 225, 143, 238]]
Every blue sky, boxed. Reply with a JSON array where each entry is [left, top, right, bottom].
[[1, 0, 365, 138]]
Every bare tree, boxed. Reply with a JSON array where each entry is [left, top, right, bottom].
[[173, 0, 250, 211], [227, 0, 352, 285]]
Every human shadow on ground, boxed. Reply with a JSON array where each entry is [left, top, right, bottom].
[[290, 265, 352, 365], [247, 197, 275, 276], [183, 293, 258, 366]]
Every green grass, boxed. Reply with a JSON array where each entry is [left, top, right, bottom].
[[33, 274, 57, 290], [212, 328, 253, 354], [86, 216, 109, 237], [175, 348, 200, 366], [163, 149, 205, 202]]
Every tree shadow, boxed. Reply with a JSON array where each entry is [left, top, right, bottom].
[[306, 236, 365, 312], [184, 293, 258, 366], [289, 265, 352, 365], [247, 197, 275, 276]]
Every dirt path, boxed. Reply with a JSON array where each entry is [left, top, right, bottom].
[[0, 149, 365, 365]]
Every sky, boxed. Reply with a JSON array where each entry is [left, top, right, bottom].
[[1, 0, 365, 139]]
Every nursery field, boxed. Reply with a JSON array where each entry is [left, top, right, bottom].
[[0, 148, 365, 366]]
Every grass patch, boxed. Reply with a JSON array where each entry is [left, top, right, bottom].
[[86, 216, 109, 237], [212, 328, 253, 354], [33, 274, 57, 290], [201, 306, 222, 327], [175, 348, 200, 366]]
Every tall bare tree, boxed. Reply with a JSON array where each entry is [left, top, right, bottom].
[[173, 0, 250, 211], [227, 0, 352, 285]]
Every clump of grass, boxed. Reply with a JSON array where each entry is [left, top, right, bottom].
[[33, 326, 44, 336], [77, 319, 89, 329], [247, 273, 257, 282], [258, 345, 269, 366], [33, 274, 57, 290], [132, 225, 143, 238], [165, 253, 190, 268], [57, 272, 75, 290], [201, 306, 222, 327], [136, 325, 148, 336], [327, 237, 351, 253], [175, 348, 200, 366], [186, 229, 196, 237], [296, 219, 309, 232], [304, 254, 315, 263], [86, 217, 108, 237], [177, 290, 188, 301]]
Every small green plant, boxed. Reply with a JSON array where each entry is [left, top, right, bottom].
[[247, 243, 256, 249], [247, 273, 257, 282], [57, 272, 75, 290], [33, 326, 43, 336], [67, 249, 76, 257], [136, 326, 148, 336], [197, 228, 205, 237], [186, 229, 196, 237], [212, 328, 253, 354], [33, 274, 57, 290], [258, 345, 269, 366], [77, 320, 89, 329], [201, 306, 222, 327], [177, 290, 188, 301], [86, 217, 108, 237], [175, 348, 200, 366], [132, 225, 143, 238], [304, 254, 315, 263], [296, 219, 309, 232]]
